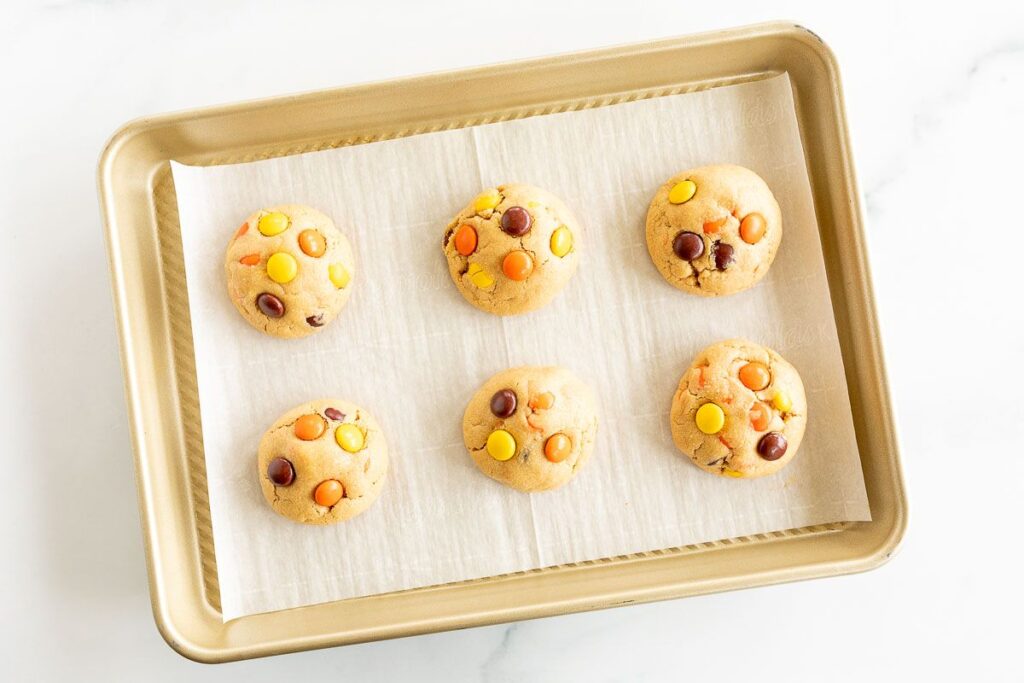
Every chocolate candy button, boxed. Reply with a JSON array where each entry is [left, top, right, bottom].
[[306, 313, 324, 327], [757, 432, 788, 461], [256, 292, 285, 318], [490, 389, 517, 418], [267, 457, 295, 486], [713, 242, 735, 270], [500, 206, 532, 236], [324, 407, 346, 421], [672, 231, 704, 261]]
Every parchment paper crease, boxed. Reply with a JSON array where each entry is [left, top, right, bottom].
[[172, 73, 871, 621]]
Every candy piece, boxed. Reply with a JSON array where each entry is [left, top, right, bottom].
[[298, 229, 327, 257], [544, 433, 572, 463], [668, 180, 697, 204], [713, 242, 735, 270], [235, 222, 249, 238], [757, 432, 788, 461], [772, 390, 793, 413], [749, 401, 770, 431], [335, 424, 365, 452], [740, 213, 767, 244], [454, 224, 478, 256], [329, 263, 350, 289], [258, 212, 289, 236], [267, 457, 294, 486], [294, 414, 326, 441], [722, 468, 745, 478], [695, 403, 725, 434], [502, 250, 534, 281], [324, 407, 345, 421], [703, 216, 728, 234], [239, 253, 260, 265], [718, 435, 733, 449], [466, 263, 494, 289], [739, 362, 771, 391], [486, 429, 517, 461], [529, 392, 555, 410], [672, 231, 704, 261], [314, 479, 344, 507], [490, 389, 517, 418], [305, 314, 324, 327], [473, 189, 501, 212], [550, 226, 573, 257], [698, 366, 709, 388], [500, 207, 532, 236], [526, 414, 544, 432], [256, 293, 285, 318], [267, 252, 298, 284]]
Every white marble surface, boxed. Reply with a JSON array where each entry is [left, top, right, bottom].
[[1, 1, 1021, 680]]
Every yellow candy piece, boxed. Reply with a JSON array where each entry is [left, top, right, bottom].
[[722, 468, 745, 478], [334, 424, 365, 453], [266, 252, 298, 284], [772, 390, 793, 413], [695, 402, 725, 435], [467, 262, 495, 289], [486, 429, 517, 461], [258, 211, 290, 236], [473, 189, 502, 213], [668, 180, 697, 205], [329, 263, 350, 289], [550, 226, 573, 258]]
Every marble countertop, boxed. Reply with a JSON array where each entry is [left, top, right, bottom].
[[2, 1, 1021, 680]]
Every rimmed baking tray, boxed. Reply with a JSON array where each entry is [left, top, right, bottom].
[[98, 22, 907, 663]]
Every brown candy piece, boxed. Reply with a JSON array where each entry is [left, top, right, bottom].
[[713, 242, 735, 270], [324, 407, 346, 421], [672, 231, 704, 261], [500, 206, 532, 236], [267, 457, 295, 486], [490, 389, 517, 418], [757, 432, 788, 461], [256, 292, 285, 318], [305, 313, 324, 327]]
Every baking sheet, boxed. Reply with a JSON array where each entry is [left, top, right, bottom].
[[171, 73, 871, 622]]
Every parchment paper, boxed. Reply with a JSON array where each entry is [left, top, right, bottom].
[[172, 73, 871, 621]]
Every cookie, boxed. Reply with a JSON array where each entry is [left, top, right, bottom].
[[225, 204, 355, 339], [442, 184, 581, 315], [462, 366, 598, 492], [645, 164, 782, 296], [257, 399, 388, 524], [670, 339, 807, 478]]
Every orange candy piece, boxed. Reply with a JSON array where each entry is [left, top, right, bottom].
[[454, 224, 478, 256], [529, 392, 555, 410], [502, 250, 534, 281], [298, 229, 327, 257], [314, 480, 344, 507], [749, 401, 770, 431], [544, 433, 572, 463], [294, 414, 327, 441], [703, 216, 728, 234], [740, 213, 767, 244], [239, 253, 260, 265], [739, 362, 771, 391], [235, 222, 249, 238]]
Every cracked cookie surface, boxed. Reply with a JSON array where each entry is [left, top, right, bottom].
[[225, 204, 355, 339], [462, 366, 598, 492], [442, 184, 580, 315], [670, 339, 807, 478], [645, 165, 781, 296], [257, 399, 388, 524]]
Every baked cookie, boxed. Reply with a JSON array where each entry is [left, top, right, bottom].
[[225, 204, 355, 339], [442, 184, 580, 315], [669, 339, 807, 478], [645, 165, 781, 296], [462, 366, 598, 492], [257, 399, 388, 524]]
